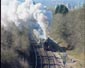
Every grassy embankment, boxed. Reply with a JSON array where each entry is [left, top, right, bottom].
[[50, 7, 85, 68]]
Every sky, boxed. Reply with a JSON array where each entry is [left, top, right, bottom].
[[18, 0, 85, 8]]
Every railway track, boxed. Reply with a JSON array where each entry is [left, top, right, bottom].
[[29, 37, 78, 68], [31, 44, 64, 68]]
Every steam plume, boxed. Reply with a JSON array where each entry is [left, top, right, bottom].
[[1, 0, 53, 42]]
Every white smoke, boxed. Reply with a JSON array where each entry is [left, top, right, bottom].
[[1, 0, 53, 42]]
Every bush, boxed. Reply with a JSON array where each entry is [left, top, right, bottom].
[[1, 48, 17, 63], [1, 25, 31, 68], [50, 7, 85, 51], [55, 4, 69, 15]]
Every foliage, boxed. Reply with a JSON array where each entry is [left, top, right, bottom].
[[50, 7, 85, 68], [50, 7, 85, 52], [55, 4, 69, 15], [1, 25, 31, 68]]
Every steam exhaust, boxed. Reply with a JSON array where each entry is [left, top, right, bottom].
[[1, 0, 53, 44]]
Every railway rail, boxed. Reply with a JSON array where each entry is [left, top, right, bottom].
[[31, 43, 64, 68]]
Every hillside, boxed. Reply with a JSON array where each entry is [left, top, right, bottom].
[[1, 6, 85, 68], [1, 25, 32, 68], [50, 7, 85, 68]]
